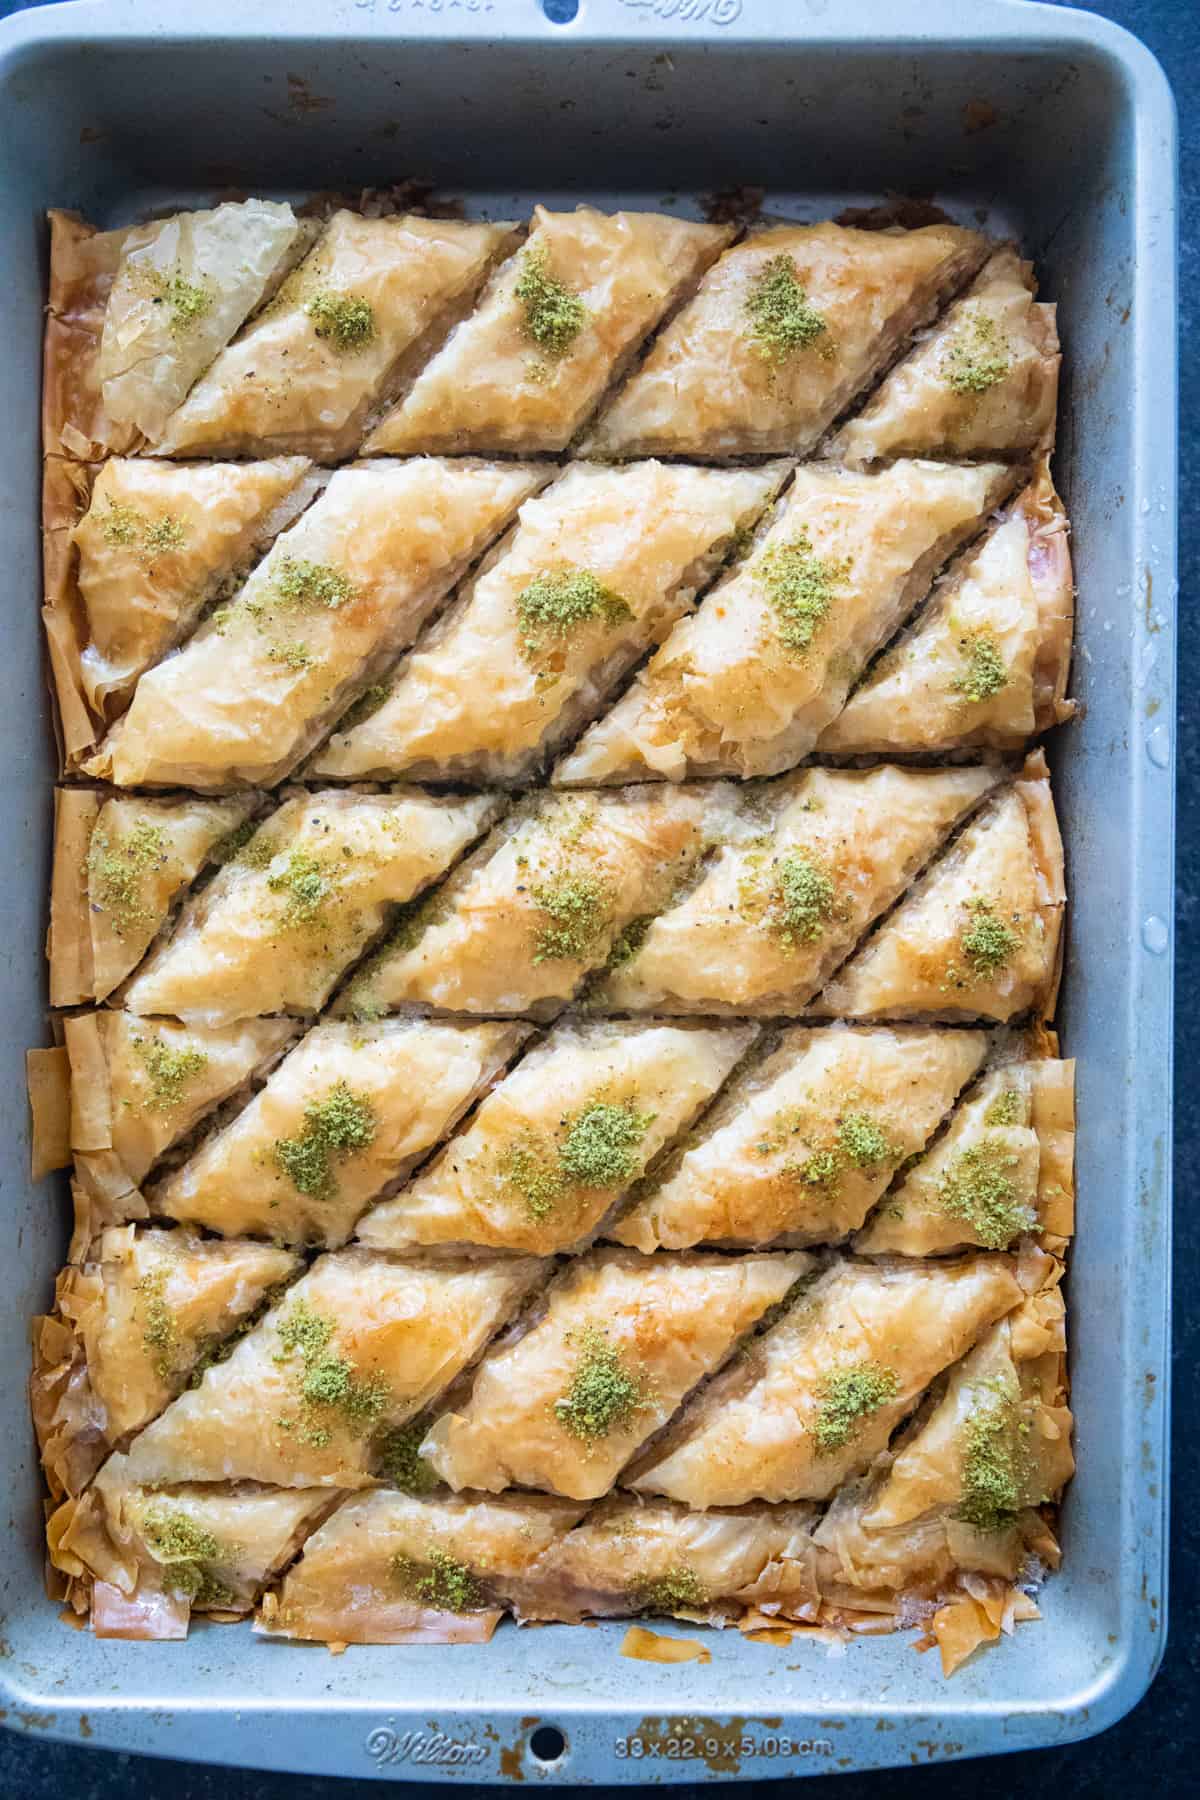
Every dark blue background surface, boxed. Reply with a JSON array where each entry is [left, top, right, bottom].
[[0, 0, 1191, 1790]]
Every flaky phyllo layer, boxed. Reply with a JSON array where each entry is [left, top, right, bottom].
[[35, 197, 1076, 1680]]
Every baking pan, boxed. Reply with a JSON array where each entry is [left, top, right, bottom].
[[0, 0, 1176, 1779]]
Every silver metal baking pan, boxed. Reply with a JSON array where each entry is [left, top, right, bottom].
[[0, 0, 1176, 1780]]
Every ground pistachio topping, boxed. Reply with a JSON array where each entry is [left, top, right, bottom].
[[306, 290, 376, 350], [272, 1080, 377, 1201], [836, 1111, 895, 1169], [88, 820, 170, 934], [274, 1297, 390, 1448], [954, 1378, 1035, 1532], [133, 1034, 209, 1113], [100, 502, 189, 562], [745, 255, 828, 364], [392, 1549, 482, 1613], [209, 818, 259, 866], [515, 569, 632, 660], [136, 1264, 183, 1381], [943, 309, 1011, 395], [813, 1361, 900, 1454], [338, 683, 392, 731], [272, 557, 355, 611], [514, 245, 587, 356], [960, 896, 1020, 979], [554, 1326, 649, 1443], [984, 1087, 1024, 1128], [757, 1102, 894, 1194], [630, 1563, 709, 1614], [376, 1416, 438, 1495], [501, 1096, 654, 1223], [146, 266, 213, 335], [530, 867, 614, 964], [266, 848, 338, 929], [952, 632, 1009, 704], [757, 532, 851, 658], [739, 847, 841, 952], [140, 1506, 233, 1606], [937, 1135, 1035, 1248]]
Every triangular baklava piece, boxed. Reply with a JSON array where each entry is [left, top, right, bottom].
[[64, 1011, 298, 1245], [58, 456, 316, 729], [595, 764, 1002, 1014], [422, 1247, 810, 1501], [342, 785, 727, 1022], [53, 1482, 336, 1640], [99, 200, 309, 442], [151, 1019, 527, 1247], [831, 247, 1060, 466], [855, 1043, 1075, 1255], [556, 460, 1017, 783], [259, 1488, 584, 1646], [85, 460, 547, 790], [819, 466, 1074, 753], [123, 788, 500, 1024], [155, 212, 517, 459], [517, 1493, 821, 1625], [311, 460, 788, 785], [358, 1019, 755, 1256], [48, 787, 258, 1006], [98, 1251, 545, 1489], [611, 1026, 987, 1252], [32, 1225, 300, 1499], [627, 1254, 1022, 1506], [364, 206, 733, 455], [582, 221, 987, 459], [813, 1286, 1072, 1672], [814, 754, 1065, 1023]]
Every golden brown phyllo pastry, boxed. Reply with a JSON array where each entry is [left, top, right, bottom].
[[34, 197, 1076, 1677]]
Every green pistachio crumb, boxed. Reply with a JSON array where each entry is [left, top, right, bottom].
[[275, 1298, 334, 1363], [630, 1564, 709, 1614], [272, 1080, 376, 1201], [142, 515, 187, 556], [954, 1383, 1028, 1532], [745, 255, 828, 363], [757, 532, 850, 658], [514, 246, 587, 356], [88, 821, 169, 933], [813, 1361, 899, 1453], [307, 290, 376, 350], [209, 818, 258, 865], [273, 557, 355, 610], [266, 848, 335, 927], [770, 851, 839, 947], [559, 1100, 654, 1188], [100, 502, 188, 562], [953, 633, 1009, 703], [515, 569, 632, 659], [153, 269, 213, 334], [530, 869, 612, 964], [797, 1148, 841, 1188], [938, 1135, 1036, 1248], [392, 1549, 482, 1613], [137, 1266, 183, 1380], [500, 1143, 565, 1223], [605, 915, 652, 971], [943, 309, 1011, 395], [133, 1034, 209, 1113], [338, 683, 391, 731], [984, 1087, 1024, 1128], [960, 897, 1020, 979], [836, 1112, 893, 1169], [377, 1416, 437, 1495], [554, 1326, 647, 1442], [273, 1297, 389, 1441], [267, 639, 313, 672]]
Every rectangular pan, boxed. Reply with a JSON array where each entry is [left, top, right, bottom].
[[0, 0, 1175, 1779]]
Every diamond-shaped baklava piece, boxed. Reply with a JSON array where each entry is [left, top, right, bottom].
[[151, 1019, 526, 1247], [627, 1254, 1022, 1506], [556, 461, 1017, 783], [364, 206, 732, 455], [85, 460, 547, 790], [311, 460, 788, 785], [582, 222, 987, 459], [155, 212, 518, 459], [813, 753, 1065, 1023], [611, 1026, 987, 1251], [123, 788, 499, 1024], [357, 1019, 754, 1255], [422, 1247, 810, 1500], [830, 247, 1060, 466], [594, 765, 1002, 1014]]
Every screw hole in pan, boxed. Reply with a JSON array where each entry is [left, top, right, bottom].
[[542, 0, 580, 22], [529, 1724, 568, 1764]]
